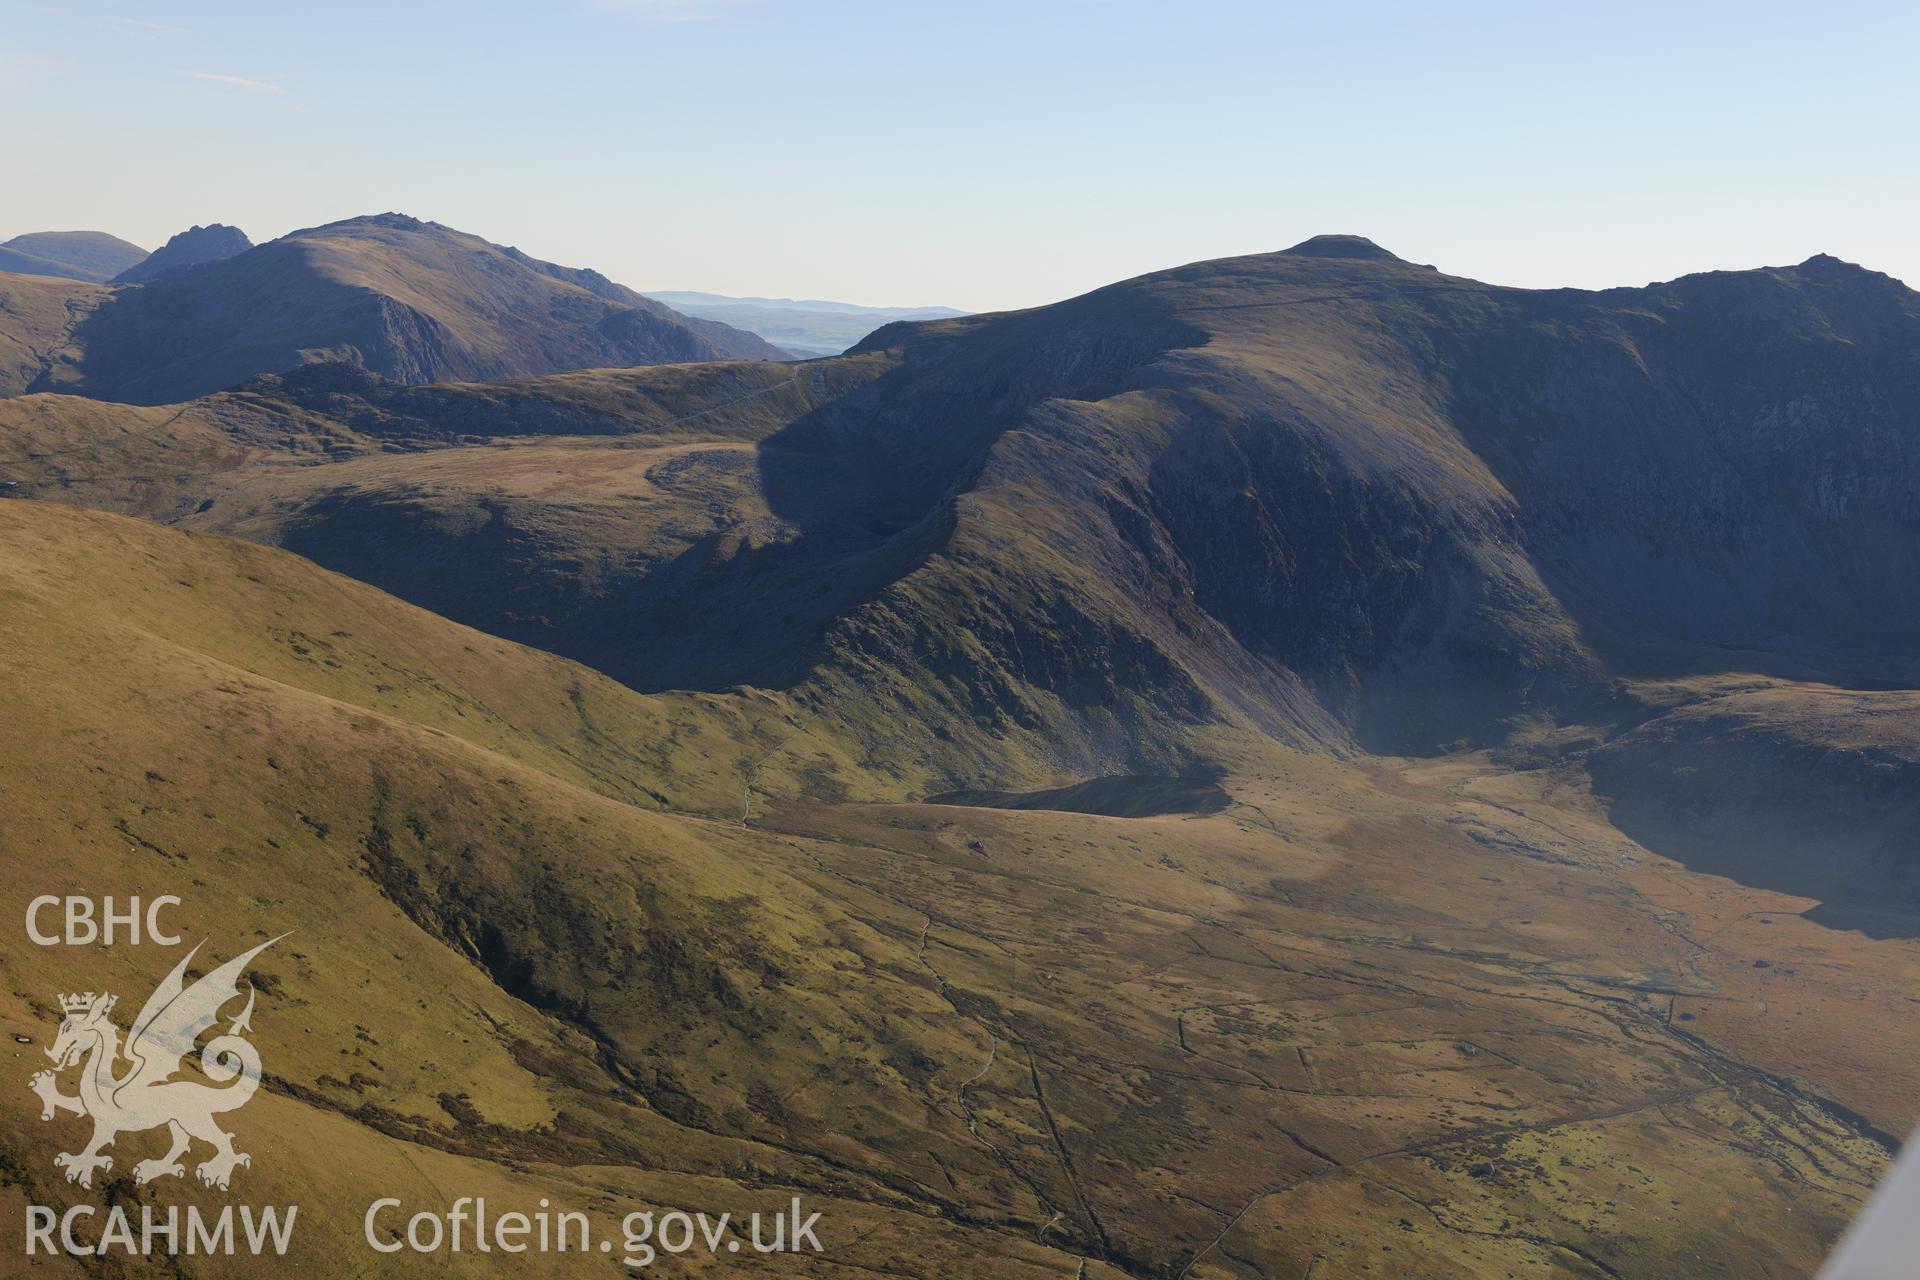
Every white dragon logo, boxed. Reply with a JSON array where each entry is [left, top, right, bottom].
[[28, 936, 283, 1191]]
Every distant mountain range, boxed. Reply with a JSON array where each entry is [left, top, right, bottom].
[[647, 289, 966, 356], [0, 214, 786, 402]]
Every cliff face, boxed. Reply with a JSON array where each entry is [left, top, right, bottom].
[[1439, 254, 1920, 681], [775, 239, 1920, 756]]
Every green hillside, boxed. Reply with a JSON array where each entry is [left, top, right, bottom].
[[0, 497, 1907, 1278]]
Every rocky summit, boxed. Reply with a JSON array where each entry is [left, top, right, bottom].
[[112, 222, 254, 283]]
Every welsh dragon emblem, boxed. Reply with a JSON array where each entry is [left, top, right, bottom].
[[29, 936, 284, 1191]]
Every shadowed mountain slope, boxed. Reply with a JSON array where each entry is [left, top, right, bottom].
[[1590, 676, 1920, 937], [0, 271, 105, 396]]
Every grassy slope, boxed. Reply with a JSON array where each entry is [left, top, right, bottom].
[[0, 349, 1180, 789], [0, 500, 1102, 1276], [2, 500, 1910, 1277]]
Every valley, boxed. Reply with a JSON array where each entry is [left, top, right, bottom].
[[642, 292, 968, 359], [8, 0, 1915, 1271], [1, 232, 1917, 1277], [0, 501, 1907, 1277]]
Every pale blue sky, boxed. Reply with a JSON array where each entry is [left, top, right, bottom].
[[4, 1, 1916, 311]]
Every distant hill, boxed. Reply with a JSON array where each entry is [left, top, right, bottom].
[[0, 213, 789, 403], [0, 230, 147, 282], [647, 289, 965, 356], [113, 222, 253, 283]]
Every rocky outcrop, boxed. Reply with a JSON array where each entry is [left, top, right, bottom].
[[113, 223, 253, 283]]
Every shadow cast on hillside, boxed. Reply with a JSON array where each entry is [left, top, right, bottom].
[[1591, 753, 1920, 941]]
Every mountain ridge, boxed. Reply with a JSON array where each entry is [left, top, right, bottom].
[[7, 238, 1918, 775], [0, 213, 788, 404]]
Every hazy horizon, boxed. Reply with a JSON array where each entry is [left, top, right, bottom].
[[5, 0, 1916, 312]]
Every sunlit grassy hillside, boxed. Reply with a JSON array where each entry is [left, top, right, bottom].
[[2, 500, 1910, 1277]]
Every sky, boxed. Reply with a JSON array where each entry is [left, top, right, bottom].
[[3, 0, 1916, 312]]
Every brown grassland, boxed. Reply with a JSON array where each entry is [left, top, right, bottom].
[[3, 238, 1918, 1276], [0, 501, 1910, 1277]]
